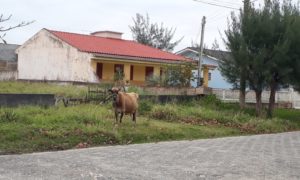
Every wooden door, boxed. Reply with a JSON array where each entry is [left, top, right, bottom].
[[130, 65, 134, 80], [96, 63, 103, 79]]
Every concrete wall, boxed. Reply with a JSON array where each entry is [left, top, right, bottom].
[[17, 29, 98, 83], [140, 95, 200, 104], [0, 94, 55, 107], [212, 88, 300, 109]]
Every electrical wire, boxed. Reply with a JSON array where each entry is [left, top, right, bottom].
[[193, 0, 240, 10]]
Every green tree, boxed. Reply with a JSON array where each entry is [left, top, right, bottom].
[[222, 0, 300, 117], [249, 0, 299, 118], [146, 63, 195, 87], [221, 1, 251, 109], [129, 13, 182, 52], [286, 16, 300, 91]]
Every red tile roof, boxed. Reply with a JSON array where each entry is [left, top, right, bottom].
[[47, 29, 190, 62]]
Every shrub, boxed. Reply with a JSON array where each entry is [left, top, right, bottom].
[[139, 100, 153, 115], [149, 105, 179, 121], [200, 94, 222, 106]]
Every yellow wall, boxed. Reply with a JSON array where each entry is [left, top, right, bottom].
[[103, 63, 114, 80], [133, 65, 145, 82], [91, 59, 154, 85], [153, 65, 160, 77], [92, 58, 212, 87]]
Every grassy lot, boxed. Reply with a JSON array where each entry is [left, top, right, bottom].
[[0, 104, 242, 154], [0, 81, 87, 97], [0, 82, 299, 154], [0, 98, 299, 154]]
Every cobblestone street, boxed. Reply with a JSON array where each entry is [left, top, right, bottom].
[[0, 132, 299, 180]]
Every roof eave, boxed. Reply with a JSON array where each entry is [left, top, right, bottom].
[[91, 53, 193, 64]]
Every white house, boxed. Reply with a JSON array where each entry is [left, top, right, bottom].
[[16, 28, 192, 85]]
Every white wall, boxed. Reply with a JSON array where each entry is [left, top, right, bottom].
[[17, 29, 98, 82]]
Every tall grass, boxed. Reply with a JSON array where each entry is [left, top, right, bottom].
[[0, 83, 299, 154], [0, 104, 242, 154]]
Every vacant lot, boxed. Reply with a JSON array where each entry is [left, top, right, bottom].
[[0, 82, 299, 154]]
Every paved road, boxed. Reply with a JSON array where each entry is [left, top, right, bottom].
[[0, 132, 300, 180]]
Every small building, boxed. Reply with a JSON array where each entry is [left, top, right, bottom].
[[176, 47, 233, 89], [16, 29, 201, 86], [0, 43, 19, 80]]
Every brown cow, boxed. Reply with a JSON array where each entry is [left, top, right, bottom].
[[109, 87, 139, 124]]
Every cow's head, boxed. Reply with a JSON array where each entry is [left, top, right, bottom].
[[109, 87, 121, 101]]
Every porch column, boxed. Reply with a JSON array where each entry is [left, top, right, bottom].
[[203, 66, 209, 87], [124, 64, 131, 82], [153, 66, 160, 77]]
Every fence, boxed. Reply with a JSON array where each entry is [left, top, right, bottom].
[[0, 71, 17, 81], [212, 88, 300, 109]]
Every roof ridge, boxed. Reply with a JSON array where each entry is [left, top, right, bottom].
[[47, 29, 184, 57], [44, 28, 190, 62], [46, 28, 128, 42]]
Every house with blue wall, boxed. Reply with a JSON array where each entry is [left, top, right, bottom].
[[176, 47, 233, 89]]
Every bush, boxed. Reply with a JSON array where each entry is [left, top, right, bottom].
[[149, 105, 179, 121], [139, 100, 153, 115], [200, 95, 222, 106]]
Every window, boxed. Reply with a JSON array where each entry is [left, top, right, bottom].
[[96, 63, 103, 79], [208, 72, 212, 81]]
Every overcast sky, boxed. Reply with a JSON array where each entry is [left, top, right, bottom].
[[1, 0, 249, 52]]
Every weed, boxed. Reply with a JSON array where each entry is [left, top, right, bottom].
[[0, 109, 18, 122], [149, 104, 179, 121]]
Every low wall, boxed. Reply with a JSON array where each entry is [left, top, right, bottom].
[[0, 94, 55, 107], [212, 88, 300, 109], [140, 95, 200, 103], [142, 87, 212, 95]]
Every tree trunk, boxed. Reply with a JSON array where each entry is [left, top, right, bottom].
[[239, 74, 246, 109], [255, 90, 262, 117], [267, 80, 277, 118]]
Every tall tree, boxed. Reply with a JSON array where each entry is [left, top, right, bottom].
[[129, 13, 182, 52], [222, 0, 300, 117], [286, 15, 300, 91], [0, 14, 34, 44], [221, 0, 252, 109]]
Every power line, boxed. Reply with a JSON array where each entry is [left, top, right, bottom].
[[208, 0, 242, 6], [193, 0, 240, 10]]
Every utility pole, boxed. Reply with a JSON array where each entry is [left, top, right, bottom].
[[198, 16, 206, 87]]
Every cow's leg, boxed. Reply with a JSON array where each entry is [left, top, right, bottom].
[[133, 112, 136, 124], [115, 111, 119, 124], [120, 112, 124, 123]]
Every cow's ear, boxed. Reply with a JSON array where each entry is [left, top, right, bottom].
[[118, 87, 122, 92]]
